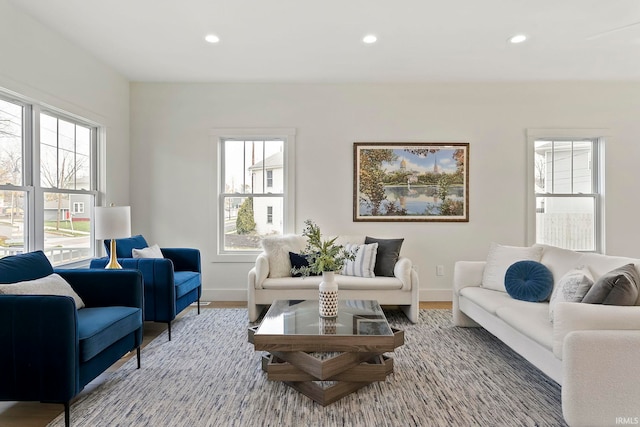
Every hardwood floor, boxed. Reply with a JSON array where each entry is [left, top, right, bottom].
[[0, 301, 451, 427]]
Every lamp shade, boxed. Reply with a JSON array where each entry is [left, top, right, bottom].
[[95, 206, 131, 240]]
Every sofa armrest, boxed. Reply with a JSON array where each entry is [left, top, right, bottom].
[[553, 302, 640, 359], [160, 248, 201, 273], [562, 330, 640, 427], [56, 269, 143, 309], [0, 295, 79, 403], [453, 261, 485, 294], [393, 257, 412, 291], [452, 261, 486, 327], [254, 252, 269, 289]]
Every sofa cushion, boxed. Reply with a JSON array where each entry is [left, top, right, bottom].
[[132, 244, 163, 259], [548, 266, 594, 321], [537, 244, 586, 287], [106, 235, 149, 258], [0, 273, 85, 309], [342, 242, 378, 278], [261, 235, 307, 278], [0, 250, 54, 283], [459, 286, 515, 314], [365, 237, 403, 277], [504, 260, 553, 302], [174, 271, 201, 299], [482, 243, 543, 293], [261, 274, 403, 290], [77, 306, 142, 362], [582, 264, 639, 306], [495, 303, 553, 350]]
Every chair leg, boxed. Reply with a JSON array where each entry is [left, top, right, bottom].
[[167, 321, 172, 341], [64, 401, 70, 427], [197, 298, 201, 314], [137, 347, 141, 369]]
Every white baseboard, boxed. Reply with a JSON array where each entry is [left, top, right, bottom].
[[202, 288, 453, 302], [420, 289, 453, 301]]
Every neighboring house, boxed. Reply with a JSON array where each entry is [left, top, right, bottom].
[[248, 151, 284, 235], [43, 194, 92, 223]]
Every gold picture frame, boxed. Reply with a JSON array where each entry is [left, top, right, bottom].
[[353, 142, 469, 222]]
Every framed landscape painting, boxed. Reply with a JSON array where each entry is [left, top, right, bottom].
[[353, 142, 469, 222]]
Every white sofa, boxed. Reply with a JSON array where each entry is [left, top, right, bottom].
[[453, 243, 640, 427], [247, 235, 419, 323]]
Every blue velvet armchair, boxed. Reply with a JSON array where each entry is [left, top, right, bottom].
[[0, 251, 144, 427], [90, 235, 202, 340]]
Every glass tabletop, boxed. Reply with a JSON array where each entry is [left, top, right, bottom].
[[256, 299, 393, 336]]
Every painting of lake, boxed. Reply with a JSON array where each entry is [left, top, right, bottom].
[[353, 143, 469, 222]]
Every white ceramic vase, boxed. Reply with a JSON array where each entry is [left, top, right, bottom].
[[318, 271, 338, 318]]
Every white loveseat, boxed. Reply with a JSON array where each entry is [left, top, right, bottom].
[[247, 235, 419, 323], [453, 243, 640, 427]]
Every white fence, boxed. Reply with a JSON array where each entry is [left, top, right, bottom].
[[536, 213, 594, 251]]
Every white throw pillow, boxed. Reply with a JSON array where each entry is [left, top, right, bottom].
[[482, 242, 544, 292], [548, 266, 594, 322], [132, 244, 164, 259], [261, 235, 307, 278], [0, 273, 85, 309], [342, 242, 378, 278]]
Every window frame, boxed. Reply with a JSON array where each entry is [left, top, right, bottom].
[[526, 128, 607, 253], [210, 127, 296, 263], [0, 90, 100, 266]]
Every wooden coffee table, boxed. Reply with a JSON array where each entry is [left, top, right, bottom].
[[248, 299, 404, 406]]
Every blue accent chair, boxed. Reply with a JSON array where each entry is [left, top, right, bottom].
[[90, 235, 202, 340], [0, 251, 144, 427]]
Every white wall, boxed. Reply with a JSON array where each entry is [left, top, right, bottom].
[[130, 82, 640, 302], [0, 0, 130, 207]]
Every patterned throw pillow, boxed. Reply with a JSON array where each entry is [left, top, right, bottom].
[[342, 243, 378, 278], [548, 266, 594, 322]]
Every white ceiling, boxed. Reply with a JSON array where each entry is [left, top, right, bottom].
[[9, 0, 640, 83]]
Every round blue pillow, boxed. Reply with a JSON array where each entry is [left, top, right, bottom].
[[504, 260, 554, 302]]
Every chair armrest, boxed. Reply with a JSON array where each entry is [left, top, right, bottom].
[[0, 295, 79, 402], [562, 330, 640, 426], [254, 253, 269, 289], [56, 269, 143, 309], [393, 257, 412, 291], [160, 248, 201, 273], [91, 257, 176, 322], [553, 302, 640, 359]]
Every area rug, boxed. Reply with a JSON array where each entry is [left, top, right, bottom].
[[48, 309, 566, 427]]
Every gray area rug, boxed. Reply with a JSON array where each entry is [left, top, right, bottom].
[[48, 309, 566, 427]]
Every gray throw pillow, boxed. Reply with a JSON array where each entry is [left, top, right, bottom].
[[364, 237, 404, 277], [582, 263, 639, 305]]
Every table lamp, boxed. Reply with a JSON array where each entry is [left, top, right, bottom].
[[95, 205, 131, 269]]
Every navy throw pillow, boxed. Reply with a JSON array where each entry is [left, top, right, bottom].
[[504, 260, 554, 302], [288, 252, 320, 277], [104, 234, 148, 258]]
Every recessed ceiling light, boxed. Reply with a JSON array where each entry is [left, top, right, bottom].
[[508, 34, 527, 44], [363, 34, 377, 44], [205, 34, 220, 44]]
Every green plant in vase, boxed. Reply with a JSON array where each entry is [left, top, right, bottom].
[[291, 219, 355, 277], [291, 219, 356, 318]]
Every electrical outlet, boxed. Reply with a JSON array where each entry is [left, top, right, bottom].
[[436, 265, 444, 276]]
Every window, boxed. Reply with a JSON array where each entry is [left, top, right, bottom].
[[0, 91, 99, 265], [266, 206, 273, 224], [73, 202, 85, 214], [213, 128, 296, 260], [266, 170, 273, 188], [527, 129, 604, 252]]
